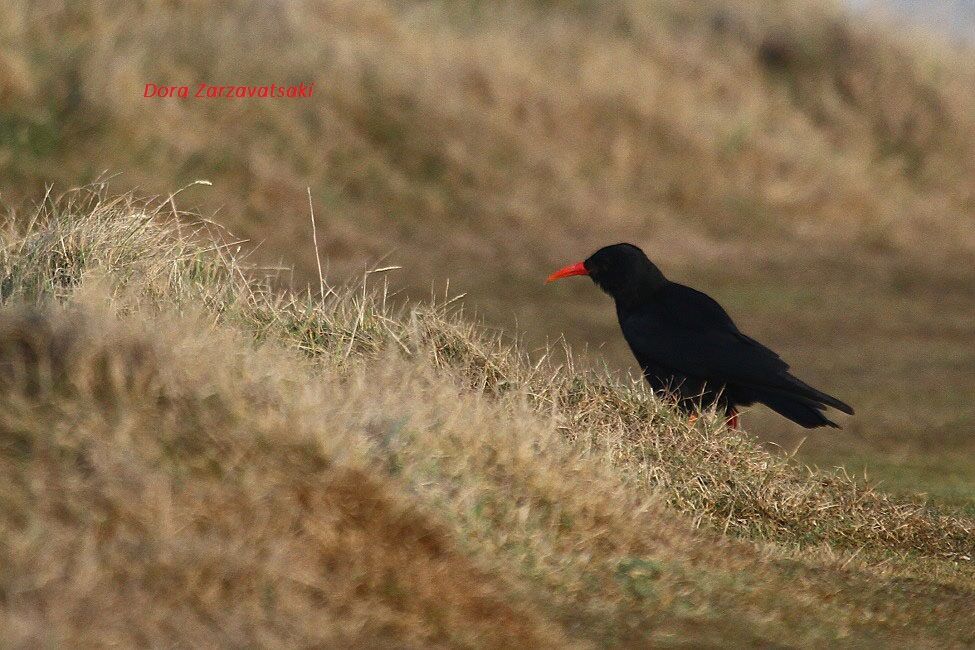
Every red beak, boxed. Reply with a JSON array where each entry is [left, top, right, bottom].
[[546, 261, 588, 283]]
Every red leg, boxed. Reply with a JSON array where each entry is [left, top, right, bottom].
[[727, 408, 739, 430]]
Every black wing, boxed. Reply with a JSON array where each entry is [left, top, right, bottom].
[[620, 283, 853, 415]]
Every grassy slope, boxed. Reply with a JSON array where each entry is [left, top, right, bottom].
[[2, 0, 974, 502], [2, 192, 974, 645]]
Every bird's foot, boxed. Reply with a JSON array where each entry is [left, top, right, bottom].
[[727, 409, 739, 430]]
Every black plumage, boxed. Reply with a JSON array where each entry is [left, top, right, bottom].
[[547, 243, 854, 429]]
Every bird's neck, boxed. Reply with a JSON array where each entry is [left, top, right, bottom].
[[612, 281, 664, 312], [610, 267, 667, 310]]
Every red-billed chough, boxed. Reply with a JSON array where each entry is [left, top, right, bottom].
[[547, 243, 853, 429]]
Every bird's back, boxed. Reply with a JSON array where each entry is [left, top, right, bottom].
[[616, 281, 852, 426], [616, 282, 738, 410]]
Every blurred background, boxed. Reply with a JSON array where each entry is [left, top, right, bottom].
[[851, 0, 975, 41], [1, 0, 973, 508]]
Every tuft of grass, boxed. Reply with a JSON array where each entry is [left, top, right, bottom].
[[1, 191, 974, 645]]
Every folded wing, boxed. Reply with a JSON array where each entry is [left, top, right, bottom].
[[620, 283, 854, 420]]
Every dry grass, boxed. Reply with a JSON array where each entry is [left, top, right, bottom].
[[0, 306, 571, 648], [2, 191, 975, 645]]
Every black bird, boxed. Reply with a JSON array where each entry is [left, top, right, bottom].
[[547, 243, 853, 429]]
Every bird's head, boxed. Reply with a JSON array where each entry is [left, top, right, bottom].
[[546, 243, 667, 300]]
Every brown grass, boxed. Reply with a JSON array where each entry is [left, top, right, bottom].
[[1, 191, 974, 645], [0, 306, 571, 647]]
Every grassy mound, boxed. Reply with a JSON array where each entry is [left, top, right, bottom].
[[0, 306, 569, 647], [1, 192, 974, 645]]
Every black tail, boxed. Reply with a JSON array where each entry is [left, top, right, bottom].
[[758, 391, 841, 429], [778, 373, 854, 415]]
